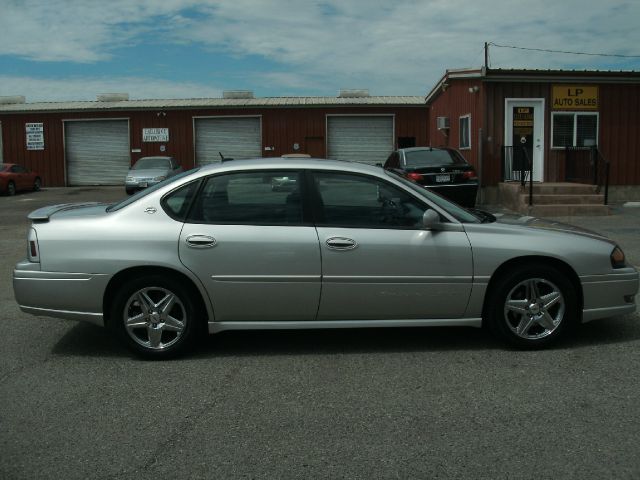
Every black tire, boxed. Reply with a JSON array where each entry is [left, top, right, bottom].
[[486, 264, 577, 348], [111, 275, 202, 359], [7, 181, 16, 196], [33, 177, 41, 191], [125, 187, 136, 195]]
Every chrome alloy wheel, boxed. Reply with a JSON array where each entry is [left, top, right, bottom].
[[503, 278, 565, 340], [123, 287, 187, 350]]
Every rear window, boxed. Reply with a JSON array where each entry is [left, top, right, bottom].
[[404, 149, 466, 167]]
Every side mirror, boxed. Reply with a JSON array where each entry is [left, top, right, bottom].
[[422, 209, 440, 230]]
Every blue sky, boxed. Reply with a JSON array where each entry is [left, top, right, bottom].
[[1, 0, 639, 102]]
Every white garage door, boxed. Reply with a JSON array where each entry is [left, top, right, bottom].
[[327, 115, 394, 165], [65, 120, 130, 185], [195, 117, 261, 166]]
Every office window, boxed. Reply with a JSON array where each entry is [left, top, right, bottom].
[[459, 115, 471, 149], [552, 112, 598, 148]]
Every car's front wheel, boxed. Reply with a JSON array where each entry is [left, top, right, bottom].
[[33, 177, 41, 191], [7, 181, 16, 196], [111, 275, 201, 358], [486, 264, 577, 348]]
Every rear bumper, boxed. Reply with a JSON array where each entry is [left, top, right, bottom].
[[426, 182, 479, 208], [13, 260, 109, 326], [580, 269, 639, 322]]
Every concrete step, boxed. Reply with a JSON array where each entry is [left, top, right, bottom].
[[520, 193, 605, 205], [523, 204, 610, 216], [529, 183, 599, 195]]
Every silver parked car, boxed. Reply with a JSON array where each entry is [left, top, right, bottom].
[[125, 156, 183, 194], [13, 159, 638, 358]]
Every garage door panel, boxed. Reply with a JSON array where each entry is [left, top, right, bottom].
[[65, 120, 130, 186], [327, 116, 394, 165], [195, 117, 261, 166]]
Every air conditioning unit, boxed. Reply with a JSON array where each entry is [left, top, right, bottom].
[[436, 116, 450, 130]]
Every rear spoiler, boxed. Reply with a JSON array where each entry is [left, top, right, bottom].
[[28, 203, 103, 222]]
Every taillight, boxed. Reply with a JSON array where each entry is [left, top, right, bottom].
[[28, 228, 40, 263], [462, 170, 478, 181], [406, 172, 422, 181]]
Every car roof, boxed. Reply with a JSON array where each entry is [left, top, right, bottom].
[[197, 158, 384, 175], [398, 147, 452, 153]]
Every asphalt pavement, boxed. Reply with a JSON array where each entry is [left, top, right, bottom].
[[1, 187, 639, 479]]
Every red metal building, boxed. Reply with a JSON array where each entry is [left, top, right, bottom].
[[426, 68, 640, 202], [0, 92, 428, 187]]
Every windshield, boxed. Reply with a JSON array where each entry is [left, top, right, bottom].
[[404, 149, 466, 167], [107, 168, 200, 212], [385, 170, 480, 223], [133, 157, 171, 170]]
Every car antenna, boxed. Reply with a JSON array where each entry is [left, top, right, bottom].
[[219, 152, 233, 162]]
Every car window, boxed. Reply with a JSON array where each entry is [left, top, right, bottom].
[[312, 172, 426, 229], [133, 157, 171, 170], [11, 165, 27, 173], [404, 149, 466, 167], [386, 170, 480, 223], [107, 168, 201, 212], [187, 170, 304, 225], [161, 180, 200, 221]]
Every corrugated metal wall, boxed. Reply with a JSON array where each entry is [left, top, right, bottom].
[[0, 105, 428, 186]]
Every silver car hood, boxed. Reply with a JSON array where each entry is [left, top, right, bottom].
[[492, 212, 611, 242], [28, 203, 109, 222]]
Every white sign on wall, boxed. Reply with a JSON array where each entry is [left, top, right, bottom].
[[25, 122, 44, 150], [142, 128, 169, 142]]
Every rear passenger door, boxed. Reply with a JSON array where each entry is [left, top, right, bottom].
[[178, 170, 322, 322]]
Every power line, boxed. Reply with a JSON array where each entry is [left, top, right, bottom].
[[488, 42, 640, 59]]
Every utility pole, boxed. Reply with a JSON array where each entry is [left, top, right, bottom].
[[484, 42, 488, 69]]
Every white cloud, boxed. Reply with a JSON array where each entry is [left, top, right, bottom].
[[0, 0, 638, 96], [0, 75, 222, 101]]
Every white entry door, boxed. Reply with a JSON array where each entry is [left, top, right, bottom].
[[505, 99, 544, 182]]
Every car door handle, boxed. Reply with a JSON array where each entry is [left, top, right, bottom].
[[326, 237, 358, 251], [185, 234, 217, 248]]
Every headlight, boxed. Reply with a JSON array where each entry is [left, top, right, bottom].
[[126, 176, 134, 182], [153, 176, 166, 182], [611, 246, 626, 268]]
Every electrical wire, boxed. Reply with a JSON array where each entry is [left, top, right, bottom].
[[488, 42, 640, 59]]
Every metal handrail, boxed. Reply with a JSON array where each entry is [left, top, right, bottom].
[[564, 145, 610, 205], [502, 145, 533, 206]]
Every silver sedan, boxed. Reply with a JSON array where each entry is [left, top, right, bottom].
[[13, 159, 639, 358]]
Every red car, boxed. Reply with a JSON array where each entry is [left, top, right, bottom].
[[0, 163, 42, 196]]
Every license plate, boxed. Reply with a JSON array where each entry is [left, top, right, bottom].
[[139, 182, 148, 187], [435, 174, 450, 183]]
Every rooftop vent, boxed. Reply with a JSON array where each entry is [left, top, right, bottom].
[[97, 93, 129, 102], [223, 90, 254, 99], [338, 89, 370, 98], [0, 95, 26, 105]]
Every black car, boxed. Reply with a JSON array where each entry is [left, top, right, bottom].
[[383, 147, 479, 208]]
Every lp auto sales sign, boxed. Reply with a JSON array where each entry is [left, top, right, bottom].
[[25, 123, 44, 150]]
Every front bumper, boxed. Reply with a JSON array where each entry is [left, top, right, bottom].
[[580, 268, 639, 322], [13, 260, 110, 326]]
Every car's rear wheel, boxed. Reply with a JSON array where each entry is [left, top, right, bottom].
[[6, 181, 16, 196], [33, 177, 41, 191], [111, 275, 201, 358], [486, 264, 577, 348]]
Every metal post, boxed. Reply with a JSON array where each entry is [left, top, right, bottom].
[[604, 162, 610, 205]]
